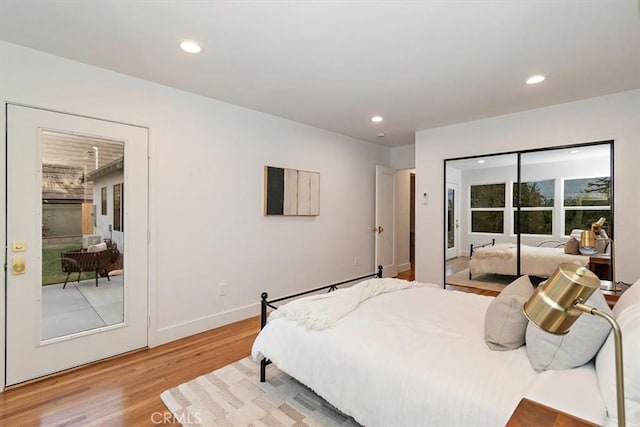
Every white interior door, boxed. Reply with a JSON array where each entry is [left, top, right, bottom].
[[446, 182, 460, 260], [5, 105, 148, 386], [375, 166, 397, 278]]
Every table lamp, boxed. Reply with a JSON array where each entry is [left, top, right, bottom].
[[523, 263, 625, 427], [579, 230, 597, 255]]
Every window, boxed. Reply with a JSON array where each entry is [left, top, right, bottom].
[[564, 176, 610, 235], [101, 187, 107, 215], [113, 183, 123, 232], [470, 183, 505, 233], [513, 179, 554, 235]]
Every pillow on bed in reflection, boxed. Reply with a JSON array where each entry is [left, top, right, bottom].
[[484, 275, 534, 351], [87, 242, 107, 253], [526, 289, 612, 371], [564, 238, 580, 255]]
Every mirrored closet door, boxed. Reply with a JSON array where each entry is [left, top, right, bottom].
[[444, 141, 613, 291]]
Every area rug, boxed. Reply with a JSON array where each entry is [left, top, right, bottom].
[[160, 357, 360, 427], [446, 269, 545, 292], [446, 268, 509, 292]]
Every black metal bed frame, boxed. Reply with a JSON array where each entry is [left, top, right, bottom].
[[468, 238, 495, 280], [259, 265, 383, 382]]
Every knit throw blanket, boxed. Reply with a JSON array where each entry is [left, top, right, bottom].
[[268, 278, 416, 330], [473, 243, 514, 260]]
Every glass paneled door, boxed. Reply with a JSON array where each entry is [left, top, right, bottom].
[[446, 183, 459, 260], [6, 105, 148, 385]]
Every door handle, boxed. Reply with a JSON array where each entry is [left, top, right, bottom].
[[12, 257, 26, 275], [377, 225, 384, 234]]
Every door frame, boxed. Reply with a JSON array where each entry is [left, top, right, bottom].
[[1, 101, 156, 391]]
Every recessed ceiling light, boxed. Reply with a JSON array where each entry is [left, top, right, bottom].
[[526, 75, 546, 85], [371, 116, 383, 123], [377, 132, 385, 137], [179, 40, 202, 54], [477, 159, 486, 164]]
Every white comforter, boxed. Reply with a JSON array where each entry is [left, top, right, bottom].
[[470, 244, 590, 277], [252, 284, 606, 427]]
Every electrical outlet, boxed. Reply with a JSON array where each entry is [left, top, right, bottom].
[[218, 283, 227, 296]]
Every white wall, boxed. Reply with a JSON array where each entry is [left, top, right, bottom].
[[415, 90, 640, 285], [390, 144, 415, 169], [0, 41, 390, 382]]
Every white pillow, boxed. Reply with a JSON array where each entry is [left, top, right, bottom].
[[612, 280, 640, 317], [484, 275, 534, 350], [525, 290, 612, 371], [598, 280, 640, 425], [87, 242, 107, 253], [596, 302, 640, 426]]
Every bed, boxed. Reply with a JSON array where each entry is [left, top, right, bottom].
[[252, 273, 640, 427], [468, 241, 590, 279]]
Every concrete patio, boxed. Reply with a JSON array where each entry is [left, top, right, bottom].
[[42, 275, 124, 340]]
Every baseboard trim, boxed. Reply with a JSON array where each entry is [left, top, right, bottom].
[[156, 303, 259, 345], [397, 262, 411, 273]]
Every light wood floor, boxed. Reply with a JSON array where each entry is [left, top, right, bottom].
[[0, 267, 497, 425], [0, 316, 261, 426], [445, 256, 470, 276]]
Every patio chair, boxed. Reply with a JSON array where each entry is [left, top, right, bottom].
[[60, 247, 119, 289]]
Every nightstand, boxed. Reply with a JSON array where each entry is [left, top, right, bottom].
[[601, 281, 629, 308], [589, 253, 612, 281], [506, 398, 598, 427]]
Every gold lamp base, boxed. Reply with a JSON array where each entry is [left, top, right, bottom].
[[600, 280, 622, 292]]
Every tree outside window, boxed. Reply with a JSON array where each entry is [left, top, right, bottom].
[[513, 180, 554, 235], [471, 183, 505, 233], [564, 177, 610, 235]]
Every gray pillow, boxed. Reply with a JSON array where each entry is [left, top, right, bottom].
[[564, 238, 580, 255], [525, 289, 612, 371], [484, 275, 534, 351]]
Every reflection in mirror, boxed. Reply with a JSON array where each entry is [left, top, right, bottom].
[[444, 142, 613, 293], [446, 185, 456, 250], [41, 131, 125, 341], [444, 154, 517, 292], [520, 143, 612, 285]]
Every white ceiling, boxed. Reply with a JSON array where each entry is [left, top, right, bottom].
[[0, 1, 639, 147]]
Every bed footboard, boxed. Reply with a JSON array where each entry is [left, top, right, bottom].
[[468, 239, 496, 280], [537, 240, 565, 248], [259, 265, 383, 382]]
